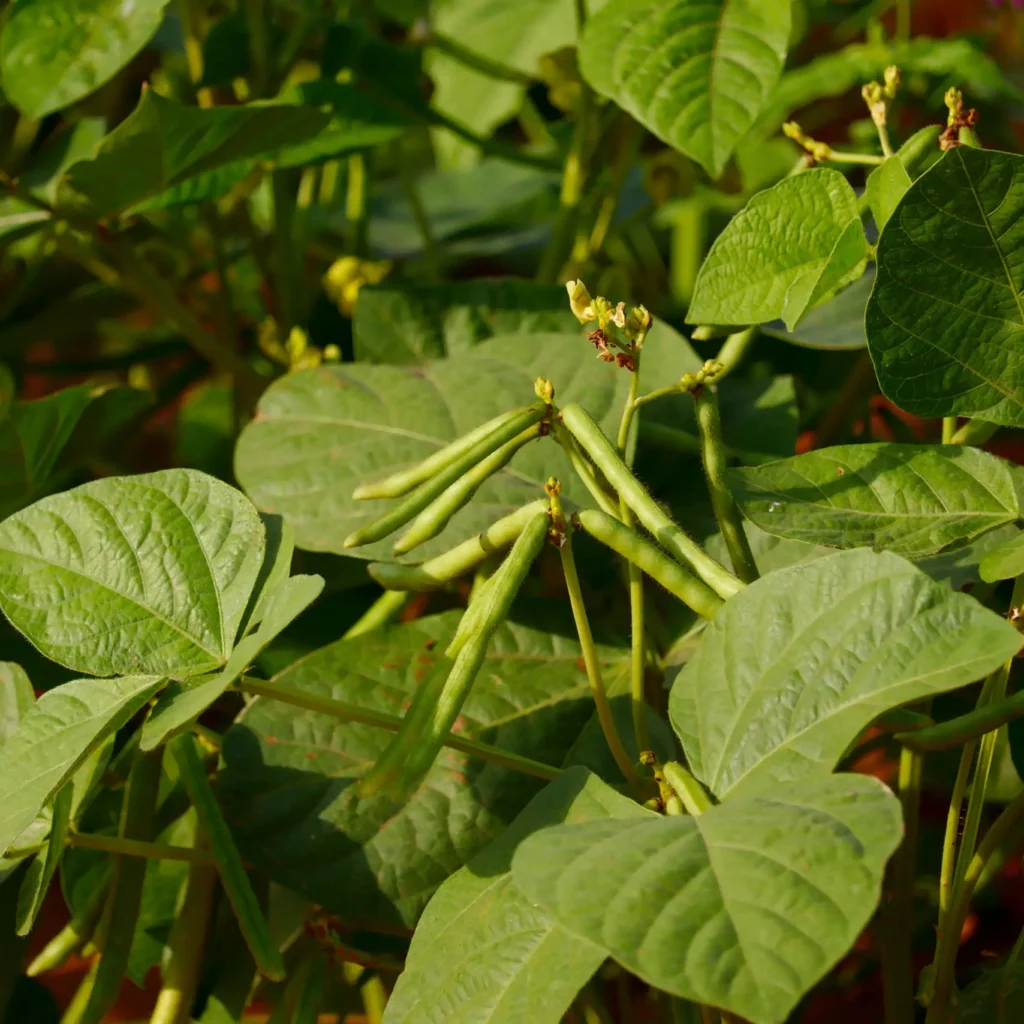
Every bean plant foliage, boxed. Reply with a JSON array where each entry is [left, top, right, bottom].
[[3, 2, 1024, 1023]]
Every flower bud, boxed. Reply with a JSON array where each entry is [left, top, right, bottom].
[[566, 279, 596, 323]]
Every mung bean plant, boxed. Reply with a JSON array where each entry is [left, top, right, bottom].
[[2, 1, 1024, 1023]]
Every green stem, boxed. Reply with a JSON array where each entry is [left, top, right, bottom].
[[693, 385, 758, 583], [537, 89, 594, 282], [617, 369, 651, 756], [346, 153, 368, 257], [881, 741, 925, 1024], [399, 163, 441, 282], [826, 150, 886, 166], [552, 422, 621, 517], [424, 107, 562, 172], [714, 327, 756, 380], [897, 690, 1024, 751], [951, 419, 999, 447], [953, 664, 1011, 888], [271, 171, 301, 330], [343, 589, 410, 640], [244, 0, 270, 97], [939, 739, 977, 922], [149, 834, 218, 1024], [236, 676, 561, 781], [428, 32, 533, 84], [576, 115, 640, 263], [927, 789, 1024, 1024], [942, 417, 957, 444], [559, 527, 638, 785], [67, 832, 218, 864]]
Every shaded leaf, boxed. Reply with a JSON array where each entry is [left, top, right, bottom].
[[16, 784, 72, 934], [729, 443, 1019, 559], [0, 0, 169, 117], [687, 169, 867, 330], [0, 674, 164, 857], [384, 767, 649, 1024], [219, 612, 628, 929], [980, 530, 1024, 583], [353, 280, 575, 363], [56, 89, 329, 218], [669, 549, 1022, 799], [0, 469, 265, 678], [511, 775, 902, 1024], [580, 0, 790, 178], [866, 147, 1024, 426], [0, 384, 149, 520], [760, 271, 872, 350], [957, 957, 1024, 1023]]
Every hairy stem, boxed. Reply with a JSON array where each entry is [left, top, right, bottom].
[[693, 385, 758, 583], [617, 368, 651, 755], [881, 741, 924, 1024], [236, 676, 561, 780], [343, 590, 410, 639], [559, 528, 638, 785]]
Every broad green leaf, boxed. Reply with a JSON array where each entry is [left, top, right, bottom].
[[235, 330, 688, 560], [669, 549, 1022, 800], [580, 0, 790, 178], [0, 662, 33, 745], [957, 958, 1024, 1023], [218, 612, 628, 929], [728, 443, 1020, 559], [687, 169, 868, 330], [867, 147, 1024, 427], [980, 530, 1024, 583], [867, 155, 912, 232], [140, 574, 324, 750], [385, 767, 650, 1024], [242, 514, 296, 636], [16, 784, 71, 933], [511, 775, 902, 1024], [760, 271, 872, 350], [0, 0, 169, 117], [56, 89, 329, 219], [353, 281, 576, 363], [0, 469, 265, 678], [917, 524, 1022, 590], [0, 674, 164, 857]]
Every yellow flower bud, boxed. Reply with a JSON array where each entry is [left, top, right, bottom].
[[566, 279, 596, 324]]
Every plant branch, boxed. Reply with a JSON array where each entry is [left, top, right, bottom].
[[343, 590, 410, 640], [559, 523, 638, 785], [236, 676, 561, 781], [427, 32, 534, 85], [66, 832, 218, 864]]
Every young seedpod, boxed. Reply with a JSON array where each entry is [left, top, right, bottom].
[[369, 499, 549, 591], [344, 402, 547, 549], [357, 512, 550, 801], [393, 422, 544, 555], [560, 402, 742, 599], [352, 403, 545, 502]]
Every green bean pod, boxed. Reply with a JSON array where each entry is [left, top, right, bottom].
[[26, 867, 110, 977], [80, 750, 162, 1024], [169, 734, 285, 982], [576, 509, 723, 619], [344, 403, 547, 549], [353, 404, 544, 501], [358, 513, 549, 801], [897, 689, 1024, 752], [393, 422, 544, 555], [369, 499, 549, 592], [560, 403, 742, 599]]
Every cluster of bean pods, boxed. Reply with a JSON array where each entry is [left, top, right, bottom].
[[344, 382, 742, 801]]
